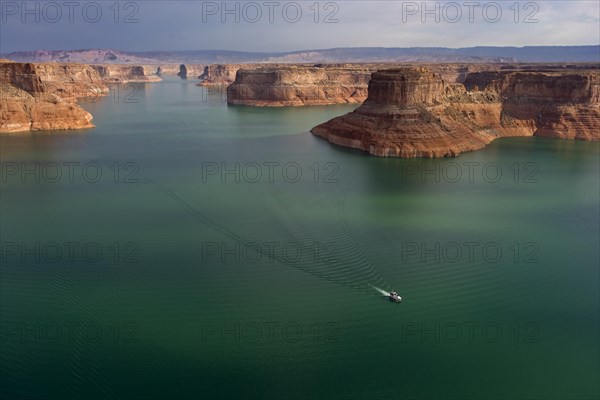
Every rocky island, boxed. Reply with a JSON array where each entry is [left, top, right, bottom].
[[226, 65, 375, 106], [311, 67, 599, 157]]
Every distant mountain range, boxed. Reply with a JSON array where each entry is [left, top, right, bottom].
[[3, 46, 599, 64]]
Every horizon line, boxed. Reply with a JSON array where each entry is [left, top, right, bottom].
[[4, 44, 600, 54]]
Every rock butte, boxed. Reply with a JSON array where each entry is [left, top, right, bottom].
[[91, 65, 161, 83], [2, 59, 599, 143], [197, 63, 315, 86], [0, 61, 162, 133], [310, 67, 599, 157], [199, 63, 461, 88], [223, 63, 500, 106], [227, 65, 375, 106], [0, 60, 104, 132], [224, 63, 599, 107]]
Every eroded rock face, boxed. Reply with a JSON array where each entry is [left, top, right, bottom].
[[198, 64, 256, 86], [312, 69, 496, 157], [1, 85, 94, 132], [143, 64, 205, 78], [1, 61, 103, 132], [311, 67, 599, 157], [222, 63, 512, 106], [1, 61, 109, 101], [91, 64, 162, 83], [361, 67, 445, 107], [226, 66, 374, 106], [486, 72, 599, 140]]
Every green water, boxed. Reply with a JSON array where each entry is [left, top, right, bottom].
[[1, 79, 598, 399]]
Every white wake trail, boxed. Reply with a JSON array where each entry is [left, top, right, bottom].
[[369, 284, 389, 296]]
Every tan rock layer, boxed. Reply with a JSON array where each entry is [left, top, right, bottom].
[[227, 66, 374, 106], [311, 68, 599, 157], [223, 63, 597, 106], [198, 64, 276, 86], [0, 61, 106, 132], [0, 61, 165, 133], [91, 65, 161, 83]]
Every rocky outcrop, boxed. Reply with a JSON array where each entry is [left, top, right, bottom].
[[140, 64, 204, 78], [311, 67, 599, 157], [312, 68, 496, 157], [198, 64, 249, 86], [1, 61, 104, 132], [197, 64, 297, 85], [1, 83, 94, 132], [226, 65, 375, 106], [222, 63, 529, 106], [223, 62, 600, 105], [1, 60, 176, 133], [177, 65, 187, 79], [0, 61, 109, 101], [497, 72, 599, 140], [91, 64, 161, 83]]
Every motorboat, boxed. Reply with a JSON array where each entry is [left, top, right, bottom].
[[389, 291, 402, 302]]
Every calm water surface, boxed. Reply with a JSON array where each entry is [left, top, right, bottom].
[[1, 79, 599, 399]]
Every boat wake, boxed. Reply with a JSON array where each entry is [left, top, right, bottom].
[[369, 285, 390, 296]]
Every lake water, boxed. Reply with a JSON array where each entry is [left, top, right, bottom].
[[1, 78, 599, 399]]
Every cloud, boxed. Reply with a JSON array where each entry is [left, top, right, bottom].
[[1, 0, 598, 52]]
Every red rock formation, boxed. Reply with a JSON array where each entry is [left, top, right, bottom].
[[0, 61, 109, 101], [222, 63, 517, 106], [1, 86, 94, 132], [91, 64, 161, 83], [226, 66, 373, 106], [482, 71, 599, 140], [198, 64, 258, 86], [1, 61, 103, 132], [144, 64, 205, 78], [311, 67, 599, 157], [312, 68, 496, 157]]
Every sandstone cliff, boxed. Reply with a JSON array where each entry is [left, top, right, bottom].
[[143, 64, 205, 78], [311, 67, 599, 157], [1, 61, 104, 132], [91, 64, 161, 83], [1, 83, 94, 132], [198, 64, 255, 86], [222, 63, 517, 106], [1, 60, 174, 133], [224, 62, 599, 107], [0, 61, 109, 101], [226, 65, 374, 106], [497, 72, 599, 140]]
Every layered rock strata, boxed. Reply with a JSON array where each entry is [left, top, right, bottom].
[[1, 61, 105, 132], [198, 64, 266, 86], [311, 67, 599, 157], [91, 64, 161, 83], [226, 65, 375, 106]]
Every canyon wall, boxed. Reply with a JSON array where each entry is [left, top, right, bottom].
[[0, 61, 109, 102], [498, 72, 599, 140], [0, 60, 173, 133], [226, 66, 374, 106], [149, 64, 205, 78], [1, 61, 99, 132], [311, 67, 599, 157], [92, 63, 205, 79], [91, 64, 161, 83], [224, 62, 599, 106], [222, 63, 527, 106], [197, 63, 306, 85], [198, 64, 260, 86]]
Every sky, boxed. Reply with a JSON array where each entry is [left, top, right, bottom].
[[1, 0, 599, 53]]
